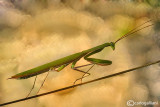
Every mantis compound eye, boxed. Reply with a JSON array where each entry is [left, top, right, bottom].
[[110, 42, 115, 50]]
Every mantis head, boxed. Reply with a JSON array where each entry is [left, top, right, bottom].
[[110, 42, 115, 50]]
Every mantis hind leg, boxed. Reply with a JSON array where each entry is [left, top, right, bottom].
[[26, 76, 37, 98], [36, 63, 70, 94], [36, 71, 50, 95], [26, 64, 68, 98], [35, 64, 69, 95], [26, 70, 50, 98]]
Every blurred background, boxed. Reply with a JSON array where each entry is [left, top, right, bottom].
[[0, 0, 160, 107]]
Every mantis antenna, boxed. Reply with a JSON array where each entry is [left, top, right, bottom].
[[115, 19, 154, 44]]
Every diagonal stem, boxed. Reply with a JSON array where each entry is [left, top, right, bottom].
[[0, 60, 160, 106]]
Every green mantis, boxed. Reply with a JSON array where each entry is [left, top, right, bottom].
[[8, 19, 153, 97]]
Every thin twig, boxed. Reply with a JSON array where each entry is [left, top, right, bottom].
[[0, 60, 160, 106]]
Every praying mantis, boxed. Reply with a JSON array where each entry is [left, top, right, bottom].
[[8, 19, 153, 97]]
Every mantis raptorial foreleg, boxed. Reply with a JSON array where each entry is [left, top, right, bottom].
[[73, 48, 113, 84], [72, 48, 113, 84], [84, 48, 112, 66]]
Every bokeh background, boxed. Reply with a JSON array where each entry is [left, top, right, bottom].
[[0, 0, 160, 107]]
